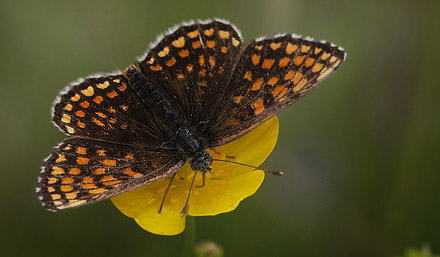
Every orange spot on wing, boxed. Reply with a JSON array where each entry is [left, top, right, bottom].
[[178, 49, 189, 58], [219, 30, 230, 39], [204, 28, 214, 36], [61, 114, 71, 123], [69, 168, 81, 175], [81, 86, 94, 97], [157, 47, 169, 57], [252, 78, 264, 91], [48, 177, 58, 184], [92, 117, 105, 127], [267, 76, 279, 86], [52, 166, 65, 175], [255, 45, 263, 50], [284, 70, 296, 81], [100, 159, 117, 166], [125, 153, 134, 159], [76, 147, 87, 155], [89, 188, 107, 194], [330, 56, 338, 63], [251, 99, 265, 115], [96, 81, 109, 89], [199, 55, 205, 66], [95, 112, 106, 118], [100, 175, 116, 182], [123, 168, 142, 177], [292, 72, 303, 84], [192, 41, 202, 49], [118, 82, 127, 91], [301, 45, 311, 53], [286, 43, 298, 54], [64, 104, 73, 111], [321, 52, 331, 60], [82, 177, 93, 183], [232, 37, 240, 47], [97, 149, 106, 156], [55, 154, 66, 163], [76, 157, 90, 165], [103, 180, 121, 186], [221, 46, 228, 53], [93, 95, 103, 104], [293, 78, 308, 92], [206, 40, 216, 48], [77, 121, 85, 128], [198, 69, 206, 77], [51, 194, 61, 200], [80, 101, 90, 108], [187, 30, 199, 38], [60, 185, 73, 192], [304, 57, 315, 67], [243, 71, 252, 81], [172, 36, 185, 48], [186, 64, 193, 72], [47, 187, 55, 192], [65, 126, 75, 134], [65, 193, 77, 199], [209, 56, 215, 68], [270, 42, 282, 50], [272, 85, 288, 100], [278, 57, 291, 67], [150, 65, 163, 71], [106, 91, 118, 98], [312, 62, 324, 72], [252, 54, 261, 65], [82, 183, 97, 189], [166, 57, 177, 67], [75, 110, 85, 117], [70, 94, 80, 102], [93, 168, 106, 175], [176, 73, 185, 80], [108, 107, 116, 113], [234, 96, 243, 104], [62, 177, 74, 184], [262, 59, 275, 69], [293, 55, 305, 66], [314, 47, 322, 54]]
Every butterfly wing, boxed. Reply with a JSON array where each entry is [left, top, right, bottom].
[[138, 20, 242, 131], [208, 35, 346, 146], [52, 74, 168, 147], [37, 138, 184, 211]]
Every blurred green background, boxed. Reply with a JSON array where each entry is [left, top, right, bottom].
[[1, 0, 439, 256]]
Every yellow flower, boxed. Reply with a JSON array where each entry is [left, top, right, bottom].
[[111, 116, 279, 235]]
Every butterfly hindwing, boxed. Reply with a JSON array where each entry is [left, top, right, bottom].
[[138, 20, 242, 131], [37, 138, 184, 211], [209, 34, 346, 146]]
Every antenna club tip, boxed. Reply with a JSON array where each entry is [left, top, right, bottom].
[[273, 171, 284, 176]]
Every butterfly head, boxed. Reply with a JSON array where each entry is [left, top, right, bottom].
[[190, 150, 213, 172]]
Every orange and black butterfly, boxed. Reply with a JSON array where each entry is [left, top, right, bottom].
[[37, 19, 346, 212]]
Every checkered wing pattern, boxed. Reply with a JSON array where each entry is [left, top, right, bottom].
[[209, 35, 346, 146], [37, 138, 184, 211], [53, 74, 165, 146], [138, 20, 242, 131]]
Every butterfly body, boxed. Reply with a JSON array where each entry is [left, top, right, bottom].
[[37, 19, 346, 211]]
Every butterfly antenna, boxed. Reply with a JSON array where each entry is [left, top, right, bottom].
[[158, 172, 177, 214], [212, 159, 284, 176], [180, 170, 199, 217]]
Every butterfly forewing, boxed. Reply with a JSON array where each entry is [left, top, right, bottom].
[[37, 138, 184, 211], [53, 74, 166, 146], [138, 20, 242, 131], [209, 35, 346, 146]]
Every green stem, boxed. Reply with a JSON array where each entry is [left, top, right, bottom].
[[181, 216, 196, 257]]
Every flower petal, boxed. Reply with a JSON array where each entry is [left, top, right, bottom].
[[111, 116, 279, 235]]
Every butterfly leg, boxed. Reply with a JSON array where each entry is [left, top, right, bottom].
[[158, 172, 177, 213]]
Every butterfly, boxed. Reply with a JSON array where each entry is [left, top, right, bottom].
[[36, 19, 346, 212]]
